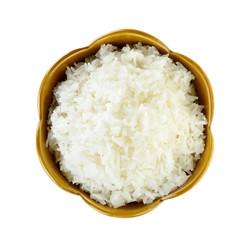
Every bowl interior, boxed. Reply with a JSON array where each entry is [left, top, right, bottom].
[[37, 29, 214, 218]]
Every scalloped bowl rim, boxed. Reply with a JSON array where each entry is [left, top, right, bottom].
[[36, 29, 214, 218]]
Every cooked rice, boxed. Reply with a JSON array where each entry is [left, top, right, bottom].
[[46, 43, 207, 208]]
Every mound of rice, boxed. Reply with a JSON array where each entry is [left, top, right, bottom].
[[46, 43, 207, 208]]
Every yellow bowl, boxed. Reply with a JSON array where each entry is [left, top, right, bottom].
[[36, 29, 214, 218]]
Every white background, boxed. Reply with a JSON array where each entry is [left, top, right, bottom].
[[1, 0, 247, 239]]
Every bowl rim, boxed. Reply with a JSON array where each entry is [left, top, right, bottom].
[[36, 29, 214, 218]]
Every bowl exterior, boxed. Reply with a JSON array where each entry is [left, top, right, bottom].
[[36, 29, 214, 218]]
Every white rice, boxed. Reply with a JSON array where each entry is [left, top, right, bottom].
[[46, 43, 207, 208]]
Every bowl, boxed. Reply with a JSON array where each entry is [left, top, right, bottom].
[[36, 29, 214, 218]]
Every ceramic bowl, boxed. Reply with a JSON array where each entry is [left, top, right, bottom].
[[36, 29, 214, 218]]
